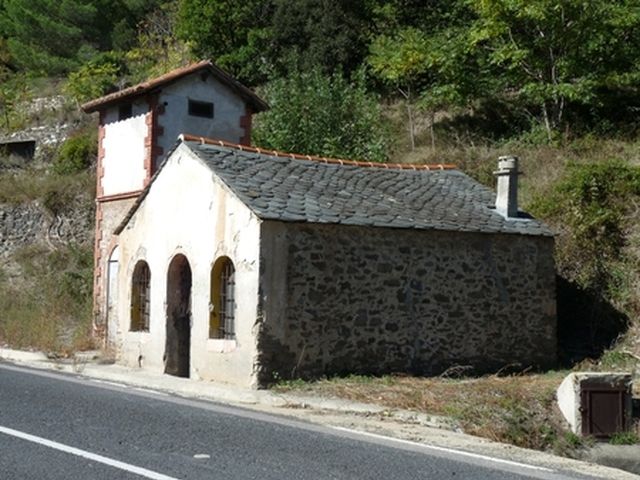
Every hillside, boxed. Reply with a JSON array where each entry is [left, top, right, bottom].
[[1, 87, 639, 368], [0, 0, 639, 453], [0, 95, 95, 352]]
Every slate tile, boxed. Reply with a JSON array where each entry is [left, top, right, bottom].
[[191, 143, 554, 238]]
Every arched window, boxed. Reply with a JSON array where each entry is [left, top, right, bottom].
[[210, 257, 235, 339], [131, 260, 151, 331]]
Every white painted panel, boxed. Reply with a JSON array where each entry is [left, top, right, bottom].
[[102, 114, 148, 196], [106, 246, 120, 349], [158, 73, 246, 156], [116, 144, 262, 387]]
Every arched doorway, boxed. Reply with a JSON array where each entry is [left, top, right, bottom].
[[164, 254, 192, 378]]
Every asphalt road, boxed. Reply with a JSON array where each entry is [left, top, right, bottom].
[[0, 363, 595, 480]]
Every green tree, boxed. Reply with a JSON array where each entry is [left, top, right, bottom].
[[64, 60, 119, 104], [269, 0, 376, 77], [369, 22, 487, 150], [125, 1, 192, 83], [253, 69, 390, 162], [176, 0, 273, 85], [0, 0, 98, 74], [468, 0, 640, 139], [368, 28, 430, 151]]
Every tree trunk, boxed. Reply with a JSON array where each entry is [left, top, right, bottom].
[[430, 111, 435, 151], [541, 102, 552, 142], [406, 98, 415, 151], [398, 86, 415, 151]]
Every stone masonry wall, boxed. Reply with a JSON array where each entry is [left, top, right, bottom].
[[0, 202, 92, 257], [93, 197, 137, 340], [256, 222, 556, 385]]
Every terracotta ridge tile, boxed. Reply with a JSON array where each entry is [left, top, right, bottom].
[[179, 134, 457, 171]]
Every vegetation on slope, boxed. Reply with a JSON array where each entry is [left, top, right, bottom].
[[0, 0, 638, 450]]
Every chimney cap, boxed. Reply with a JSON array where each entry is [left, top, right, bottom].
[[494, 155, 521, 176], [497, 155, 518, 171]]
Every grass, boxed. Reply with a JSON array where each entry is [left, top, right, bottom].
[[0, 168, 95, 210], [0, 244, 95, 354], [609, 431, 639, 445], [274, 371, 588, 453], [0, 166, 96, 355]]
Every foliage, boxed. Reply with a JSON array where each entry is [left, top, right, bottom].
[[53, 129, 97, 175], [0, 0, 165, 76], [253, 68, 390, 162], [467, 0, 640, 138], [0, 0, 98, 74], [269, 0, 375, 77], [369, 28, 430, 89], [125, 1, 192, 83], [64, 60, 119, 104], [368, 19, 489, 149], [176, 0, 272, 85], [531, 160, 640, 293], [0, 69, 29, 130], [609, 431, 639, 445], [368, 28, 431, 150], [0, 244, 94, 352]]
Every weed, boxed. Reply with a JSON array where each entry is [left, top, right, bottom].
[[53, 128, 97, 175], [273, 371, 575, 453], [609, 431, 639, 445], [274, 378, 310, 390], [552, 432, 587, 458], [598, 350, 637, 370], [0, 244, 94, 353], [0, 169, 95, 207]]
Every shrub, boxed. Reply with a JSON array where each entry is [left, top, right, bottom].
[[64, 60, 119, 104], [53, 130, 97, 175], [531, 160, 640, 293], [609, 431, 639, 445], [0, 244, 94, 353], [253, 68, 390, 162]]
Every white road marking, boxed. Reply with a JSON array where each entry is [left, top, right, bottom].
[[332, 426, 555, 473], [0, 425, 182, 480]]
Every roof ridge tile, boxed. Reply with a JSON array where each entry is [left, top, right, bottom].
[[179, 133, 457, 171]]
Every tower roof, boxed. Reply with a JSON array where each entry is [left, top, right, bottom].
[[81, 60, 268, 113]]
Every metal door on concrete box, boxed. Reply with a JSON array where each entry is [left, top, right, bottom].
[[580, 385, 628, 437]]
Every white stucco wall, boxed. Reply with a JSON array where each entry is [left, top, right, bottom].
[[115, 143, 262, 387], [158, 73, 247, 156], [101, 99, 150, 196]]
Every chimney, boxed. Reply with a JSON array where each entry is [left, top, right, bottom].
[[494, 155, 520, 218]]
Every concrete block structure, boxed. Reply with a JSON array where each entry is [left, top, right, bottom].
[[84, 61, 557, 388], [557, 372, 633, 437]]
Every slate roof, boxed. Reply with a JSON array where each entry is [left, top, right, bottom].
[[81, 60, 268, 113], [190, 139, 554, 237], [115, 137, 553, 237]]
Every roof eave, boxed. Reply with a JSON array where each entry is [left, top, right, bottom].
[[81, 61, 268, 114]]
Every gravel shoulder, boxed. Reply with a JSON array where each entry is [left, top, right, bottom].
[[1, 348, 638, 480]]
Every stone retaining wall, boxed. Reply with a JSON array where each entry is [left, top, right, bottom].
[[0, 202, 92, 257]]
